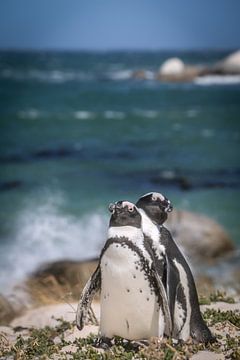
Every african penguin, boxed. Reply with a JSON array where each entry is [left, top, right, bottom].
[[136, 192, 215, 344], [76, 200, 172, 341]]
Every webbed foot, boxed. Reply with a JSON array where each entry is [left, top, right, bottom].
[[94, 336, 112, 349]]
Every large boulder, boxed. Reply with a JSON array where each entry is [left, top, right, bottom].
[[26, 259, 98, 305], [157, 58, 201, 82], [213, 50, 240, 74], [159, 57, 185, 76], [0, 294, 18, 325], [166, 210, 234, 262]]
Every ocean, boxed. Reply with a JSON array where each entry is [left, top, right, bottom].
[[0, 50, 240, 292]]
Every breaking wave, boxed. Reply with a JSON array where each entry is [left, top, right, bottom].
[[194, 75, 240, 86], [0, 193, 108, 292]]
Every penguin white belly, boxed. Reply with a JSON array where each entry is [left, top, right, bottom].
[[100, 243, 162, 340]]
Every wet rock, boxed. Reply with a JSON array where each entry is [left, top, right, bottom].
[[0, 180, 23, 192], [166, 210, 234, 262]]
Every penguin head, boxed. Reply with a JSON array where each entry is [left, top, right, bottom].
[[108, 200, 141, 228], [136, 192, 173, 225]]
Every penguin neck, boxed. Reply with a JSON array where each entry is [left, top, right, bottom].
[[108, 225, 143, 242], [138, 209, 162, 242]]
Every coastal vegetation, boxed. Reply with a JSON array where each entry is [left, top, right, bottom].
[[1, 292, 239, 359]]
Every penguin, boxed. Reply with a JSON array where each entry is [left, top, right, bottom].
[[136, 192, 215, 344], [76, 200, 172, 341]]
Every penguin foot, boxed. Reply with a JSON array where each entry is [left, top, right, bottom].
[[192, 329, 217, 344], [173, 338, 185, 346], [130, 339, 149, 350], [205, 334, 217, 344], [94, 336, 112, 349]]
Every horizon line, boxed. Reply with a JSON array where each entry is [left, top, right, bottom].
[[0, 46, 238, 53]]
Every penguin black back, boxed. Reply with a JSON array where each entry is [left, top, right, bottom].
[[136, 191, 215, 344]]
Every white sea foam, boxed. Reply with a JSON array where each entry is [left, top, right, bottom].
[[186, 109, 199, 118], [134, 109, 159, 118], [18, 109, 41, 120], [107, 69, 133, 81], [74, 111, 95, 120], [201, 128, 215, 138], [0, 194, 107, 293], [194, 75, 240, 86], [104, 110, 125, 119], [172, 123, 182, 131]]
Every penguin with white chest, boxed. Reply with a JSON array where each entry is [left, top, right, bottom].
[[136, 192, 215, 344], [76, 201, 172, 341]]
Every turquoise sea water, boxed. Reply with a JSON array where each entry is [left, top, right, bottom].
[[0, 50, 240, 291]]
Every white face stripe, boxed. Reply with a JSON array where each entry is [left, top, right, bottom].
[[121, 201, 135, 210], [141, 192, 166, 202], [152, 192, 165, 201]]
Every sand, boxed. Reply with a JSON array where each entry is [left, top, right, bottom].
[[0, 301, 239, 359]]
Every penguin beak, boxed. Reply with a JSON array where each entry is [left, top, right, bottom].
[[165, 203, 173, 213], [108, 203, 116, 213]]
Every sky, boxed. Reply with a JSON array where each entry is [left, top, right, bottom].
[[0, 0, 240, 50]]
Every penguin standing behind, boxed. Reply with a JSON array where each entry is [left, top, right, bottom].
[[136, 192, 215, 344], [76, 201, 172, 342]]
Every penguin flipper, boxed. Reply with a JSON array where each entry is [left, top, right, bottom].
[[154, 271, 172, 336], [76, 264, 101, 330], [166, 260, 179, 332]]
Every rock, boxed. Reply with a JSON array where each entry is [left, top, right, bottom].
[[214, 50, 240, 74], [132, 69, 154, 80], [159, 58, 185, 76], [166, 210, 234, 262], [0, 295, 18, 325], [0, 180, 23, 192], [26, 259, 98, 305], [190, 351, 224, 360], [157, 58, 202, 82]]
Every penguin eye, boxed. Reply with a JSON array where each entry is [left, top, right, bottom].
[[152, 195, 157, 201], [128, 206, 134, 212]]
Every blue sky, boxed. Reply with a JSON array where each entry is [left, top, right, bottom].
[[0, 0, 240, 50]]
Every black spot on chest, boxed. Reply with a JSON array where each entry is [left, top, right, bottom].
[[100, 236, 163, 306]]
